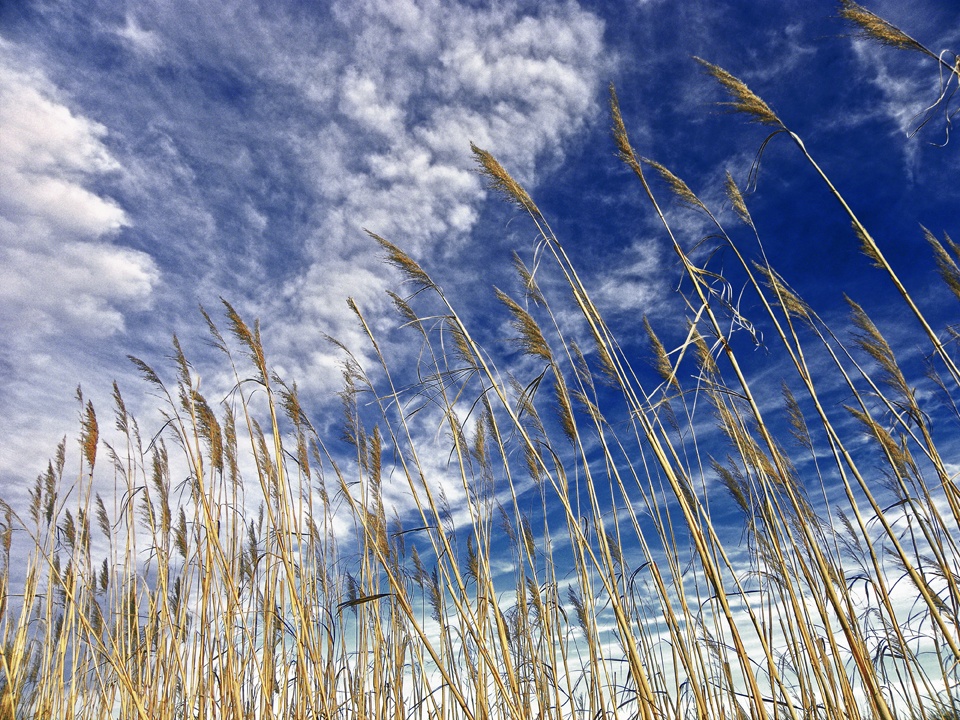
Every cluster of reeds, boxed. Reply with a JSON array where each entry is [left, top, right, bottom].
[[1, 2, 959, 718]]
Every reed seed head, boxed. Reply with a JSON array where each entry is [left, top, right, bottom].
[[839, 0, 926, 53], [694, 57, 782, 126], [471, 143, 541, 218], [725, 171, 753, 226]]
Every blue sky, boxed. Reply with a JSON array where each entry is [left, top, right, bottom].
[[1, 0, 958, 532]]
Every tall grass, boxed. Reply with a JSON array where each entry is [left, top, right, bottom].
[[2, 3, 959, 718]]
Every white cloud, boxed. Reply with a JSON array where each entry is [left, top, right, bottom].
[[844, 38, 958, 175], [114, 14, 164, 59], [0, 0, 609, 524], [850, 42, 933, 135], [0, 41, 162, 490], [236, 0, 611, 398], [0, 68, 125, 235], [340, 68, 405, 136], [0, 42, 158, 342], [590, 236, 669, 317]]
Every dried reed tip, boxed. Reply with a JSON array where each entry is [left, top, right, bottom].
[[724, 171, 753, 226], [572, 388, 602, 423], [923, 225, 960, 302], [446, 318, 477, 369], [643, 157, 706, 211], [690, 324, 718, 377], [172, 508, 187, 559], [754, 262, 812, 320], [95, 494, 110, 537], [694, 57, 782, 126], [199, 303, 228, 354], [367, 230, 434, 290], [782, 383, 812, 451], [495, 288, 553, 361], [470, 143, 541, 217], [223, 405, 240, 487], [129, 355, 163, 389], [567, 586, 592, 639], [608, 85, 631, 158], [845, 405, 911, 478], [466, 533, 479, 582], [222, 299, 268, 381], [471, 410, 488, 466], [346, 297, 365, 327], [510, 374, 543, 433], [553, 371, 577, 442], [81, 400, 98, 471], [944, 230, 960, 261], [512, 251, 545, 306], [594, 336, 619, 385], [279, 380, 304, 427], [111, 381, 128, 436], [609, 84, 645, 177], [838, 0, 926, 53], [521, 516, 536, 559], [851, 221, 884, 268], [386, 290, 419, 326], [847, 296, 911, 400], [643, 317, 679, 390], [192, 390, 223, 473], [712, 458, 750, 515]]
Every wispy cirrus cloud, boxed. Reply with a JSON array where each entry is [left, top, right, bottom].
[[0, 1, 610, 503], [100, 0, 607, 388]]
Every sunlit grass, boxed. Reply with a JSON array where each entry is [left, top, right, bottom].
[[2, 4, 959, 719]]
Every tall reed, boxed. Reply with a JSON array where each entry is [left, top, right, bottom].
[[1, 3, 958, 719]]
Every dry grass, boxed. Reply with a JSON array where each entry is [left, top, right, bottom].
[[1, 3, 959, 720]]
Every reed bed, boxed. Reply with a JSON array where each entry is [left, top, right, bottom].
[[2, 3, 959, 718]]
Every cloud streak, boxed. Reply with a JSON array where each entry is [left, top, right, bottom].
[[0, 1, 609, 506]]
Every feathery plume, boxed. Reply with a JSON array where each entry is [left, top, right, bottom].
[[694, 57, 782, 126], [839, 0, 927, 53]]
